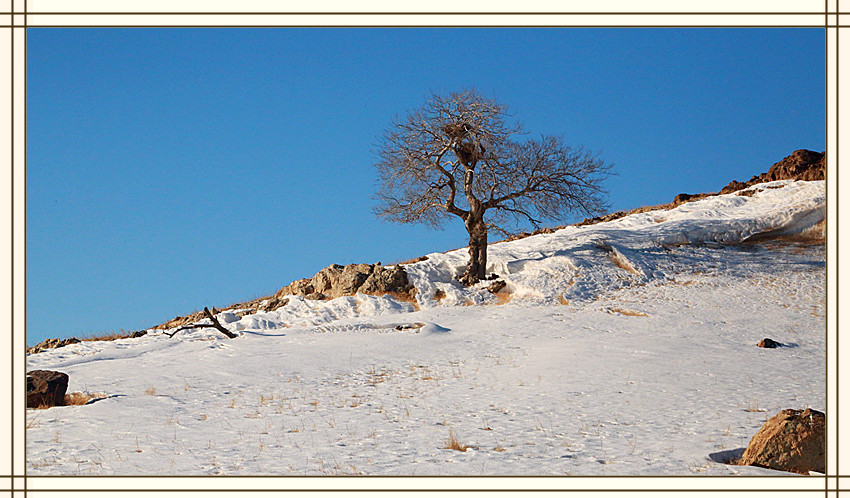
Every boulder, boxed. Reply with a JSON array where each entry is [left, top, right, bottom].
[[27, 370, 69, 408], [737, 408, 825, 474], [758, 338, 782, 348]]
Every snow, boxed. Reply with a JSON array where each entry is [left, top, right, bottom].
[[26, 180, 825, 476]]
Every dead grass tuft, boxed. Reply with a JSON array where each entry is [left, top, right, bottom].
[[434, 289, 446, 302], [384, 290, 421, 311], [78, 330, 139, 342], [444, 428, 472, 452], [609, 252, 640, 275], [395, 255, 429, 266], [64, 392, 106, 406], [144, 387, 157, 396], [743, 220, 825, 246], [494, 291, 512, 305], [607, 307, 650, 317], [558, 295, 570, 305]]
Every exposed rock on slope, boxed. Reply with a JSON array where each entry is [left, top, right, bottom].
[[63, 147, 822, 338], [737, 408, 825, 474], [27, 337, 81, 355], [148, 264, 416, 335], [575, 149, 824, 228], [275, 263, 414, 301], [721, 149, 825, 194]]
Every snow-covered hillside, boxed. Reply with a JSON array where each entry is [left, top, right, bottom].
[[26, 180, 826, 476]]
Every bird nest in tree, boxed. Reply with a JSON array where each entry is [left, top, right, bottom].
[[443, 122, 471, 140], [455, 141, 483, 164]]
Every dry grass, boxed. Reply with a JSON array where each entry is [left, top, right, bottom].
[[558, 295, 570, 305], [434, 289, 446, 302], [384, 290, 421, 311], [444, 429, 472, 452], [609, 252, 640, 275], [741, 220, 825, 247], [743, 400, 768, 413], [395, 255, 429, 266], [144, 387, 157, 396], [607, 307, 650, 317], [64, 392, 106, 406], [78, 330, 136, 342], [494, 291, 512, 305]]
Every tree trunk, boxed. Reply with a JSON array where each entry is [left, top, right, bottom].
[[460, 217, 488, 286]]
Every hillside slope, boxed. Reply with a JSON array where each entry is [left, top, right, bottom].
[[26, 179, 825, 476]]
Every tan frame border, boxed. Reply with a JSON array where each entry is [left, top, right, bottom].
[[4, 1, 840, 496]]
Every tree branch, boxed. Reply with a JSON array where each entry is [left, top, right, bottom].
[[164, 307, 238, 339]]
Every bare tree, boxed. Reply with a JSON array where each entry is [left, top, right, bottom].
[[374, 90, 612, 285]]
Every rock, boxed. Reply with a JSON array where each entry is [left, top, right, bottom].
[[394, 322, 426, 331], [673, 193, 695, 204], [486, 280, 507, 294], [359, 265, 410, 295], [758, 338, 782, 348], [27, 337, 81, 355], [334, 263, 373, 296], [274, 278, 314, 300], [737, 408, 825, 474], [276, 263, 413, 301], [720, 180, 750, 195], [129, 330, 147, 338], [27, 370, 69, 408], [259, 297, 289, 312]]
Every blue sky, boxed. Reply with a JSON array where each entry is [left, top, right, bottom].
[[26, 28, 824, 345]]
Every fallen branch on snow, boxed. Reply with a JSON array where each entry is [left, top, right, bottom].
[[163, 307, 238, 339]]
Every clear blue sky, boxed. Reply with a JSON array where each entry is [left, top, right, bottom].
[[26, 28, 824, 345]]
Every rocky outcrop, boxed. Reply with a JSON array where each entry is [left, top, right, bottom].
[[721, 149, 825, 194], [275, 263, 414, 301], [27, 337, 81, 355], [27, 370, 69, 408], [762, 149, 825, 182], [737, 408, 825, 474], [574, 149, 826, 229], [672, 192, 712, 206]]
